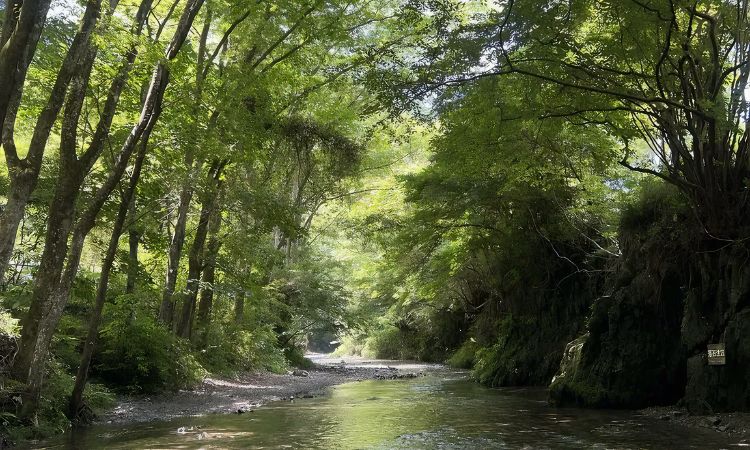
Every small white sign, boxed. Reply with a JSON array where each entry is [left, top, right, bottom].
[[708, 344, 726, 366]]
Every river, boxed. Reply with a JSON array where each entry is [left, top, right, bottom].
[[38, 366, 742, 449]]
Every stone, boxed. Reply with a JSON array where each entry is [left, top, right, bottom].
[[706, 416, 721, 427], [292, 369, 309, 377]]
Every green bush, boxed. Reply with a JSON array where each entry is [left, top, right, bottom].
[[333, 333, 374, 358], [0, 360, 114, 443], [447, 339, 479, 369], [199, 324, 288, 375], [95, 302, 205, 393], [284, 346, 315, 369]]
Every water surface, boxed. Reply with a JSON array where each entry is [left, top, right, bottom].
[[45, 371, 738, 449]]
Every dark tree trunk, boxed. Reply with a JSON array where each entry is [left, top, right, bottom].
[[234, 291, 245, 324], [176, 161, 226, 339], [68, 136, 148, 423], [195, 188, 223, 345], [0, 0, 52, 139], [158, 170, 198, 326], [126, 195, 139, 295], [0, 175, 34, 287], [0, 0, 106, 284], [10, 171, 83, 418], [158, 8, 212, 326]]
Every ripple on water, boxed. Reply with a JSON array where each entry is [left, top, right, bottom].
[[40, 376, 741, 450]]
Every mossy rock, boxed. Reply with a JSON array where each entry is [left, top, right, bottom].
[[549, 292, 685, 409]]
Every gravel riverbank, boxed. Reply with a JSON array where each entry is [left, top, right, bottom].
[[640, 405, 750, 444], [99, 355, 444, 425]]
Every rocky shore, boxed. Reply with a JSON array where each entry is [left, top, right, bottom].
[[640, 405, 750, 444]]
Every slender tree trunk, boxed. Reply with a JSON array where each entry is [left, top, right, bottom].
[[177, 161, 225, 339], [68, 138, 148, 423], [126, 195, 139, 295], [0, 0, 106, 284], [176, 200, 211, 339], [158, 7, 212, 325], [234, 291, 245, 324], [0, 0, 52, 137], [195, 187, 223, 344], [0, 175, 34, 287], [158, 166, 199, 325], [11, 0, 204, 420]]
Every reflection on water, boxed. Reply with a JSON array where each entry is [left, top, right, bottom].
[[43, 372, 738, 449]]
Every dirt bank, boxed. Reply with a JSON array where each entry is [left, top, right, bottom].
[[100, 354, 444, 425]]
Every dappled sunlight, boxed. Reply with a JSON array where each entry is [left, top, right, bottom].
[[2, 0, 750, 446], [46, 374, 739, 449]]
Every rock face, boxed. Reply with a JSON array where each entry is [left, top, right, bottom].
[[550, 190, 688, 408], [468, 260, 599, 389], [549, 290, 685, 408], [549, 333, 588, 388], [682, 309, 750, 413], [549, 189, 750, 412]]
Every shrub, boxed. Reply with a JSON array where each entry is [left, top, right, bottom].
[[199, 324, 288, 375], [447, 339, 479, 369], [95, 302, 205, 393], [0, 360, 114, 443]]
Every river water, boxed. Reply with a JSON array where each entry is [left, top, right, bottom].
[[44, 370, 740, 449]]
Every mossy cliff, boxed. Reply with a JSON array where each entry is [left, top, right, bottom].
[[550, 185, 750, 412]]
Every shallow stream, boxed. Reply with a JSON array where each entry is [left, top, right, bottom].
[[42, 370, 740, 449]]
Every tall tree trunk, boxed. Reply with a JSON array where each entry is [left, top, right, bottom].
[[126, 195, 139, 295], [176, 160, 226, 339], [68, 138, 148, 423], [158, 164, 199, 326], [195, 187, 223, 345], [0, 176, 34, 288], [0, 0, 107, 284], [10, 168, 83, 418], [158, 7, 212, 325], [11, 0, 204, 420], [0, 0, 52, 138], [234, 291, 245, 324]]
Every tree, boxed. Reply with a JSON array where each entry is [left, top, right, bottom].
[[11, 0, 205, 419], [382, 0, 750, 411]]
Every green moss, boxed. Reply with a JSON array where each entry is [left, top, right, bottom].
[[447, 340, 479, 369]]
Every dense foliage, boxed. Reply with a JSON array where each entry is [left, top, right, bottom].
[[0, 0, 749, 443]]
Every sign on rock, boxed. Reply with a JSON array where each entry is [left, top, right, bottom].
[[707, 343, 726, 366]]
